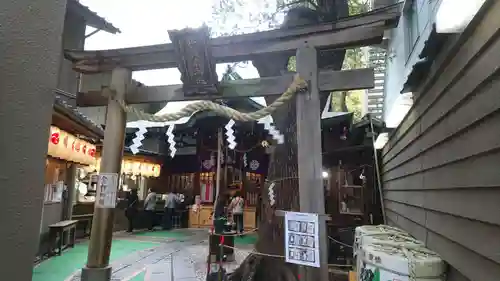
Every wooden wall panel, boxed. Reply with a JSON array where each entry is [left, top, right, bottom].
[[381, 1, 500, 280], [382, 0, 500, 158]]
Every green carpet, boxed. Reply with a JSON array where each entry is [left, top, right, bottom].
[[235, 233, 258, 245], [32, 240, 158, 281], [133, 230, 190, 239], [130, 271, 146, 281]]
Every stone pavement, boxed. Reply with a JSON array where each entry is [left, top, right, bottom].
[[63, 229, 252, 281]]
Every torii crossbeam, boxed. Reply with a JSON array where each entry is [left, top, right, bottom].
[[65, 4, 400, 72]]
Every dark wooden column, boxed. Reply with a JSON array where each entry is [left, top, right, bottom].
[[0, 0, 68, 279]]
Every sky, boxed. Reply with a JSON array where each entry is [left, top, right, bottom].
[[80, 0, 283, 112]]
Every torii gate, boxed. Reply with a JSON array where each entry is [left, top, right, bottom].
[[66, 5, 401, 281]]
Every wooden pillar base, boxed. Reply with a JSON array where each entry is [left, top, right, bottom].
[[208, 232, 235, 262]]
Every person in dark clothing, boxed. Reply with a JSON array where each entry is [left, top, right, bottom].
[[162, 191, 179, 230], [213, 195, 228, 234], [256, 194, 262, 227], [125, 189, 139, 233], [175, 193, 188, 228]]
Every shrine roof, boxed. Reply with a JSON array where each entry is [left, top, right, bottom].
[[52, 94, 104, 141], [123, 146, 164, 157], [68, 0, 120, 34]]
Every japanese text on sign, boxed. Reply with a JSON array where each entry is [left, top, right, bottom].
[[95, 173, 119, 208]]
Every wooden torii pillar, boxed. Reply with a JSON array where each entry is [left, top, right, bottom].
[[67, 6, 401, 281]]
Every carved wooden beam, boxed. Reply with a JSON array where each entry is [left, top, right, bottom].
[[168, 25, 219, 97], [65, 4, 401, 72], [76, 68, 374, 107]]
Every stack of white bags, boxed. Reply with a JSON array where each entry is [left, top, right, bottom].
[[353, 225, 446, 281]]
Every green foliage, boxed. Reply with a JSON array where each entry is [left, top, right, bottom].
[[331, 90, 363, 121], [348, 0, 371, 15], [287, 56, 296, 71], [212, 0, 370, 121]]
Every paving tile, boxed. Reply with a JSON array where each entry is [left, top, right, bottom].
[[145, 263, 173, 281], [56, 229, 249, 281]]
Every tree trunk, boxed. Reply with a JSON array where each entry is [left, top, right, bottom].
[[340, 91, 348, 112], [228, 3, 348, 281], [229, 95, 300, 281]]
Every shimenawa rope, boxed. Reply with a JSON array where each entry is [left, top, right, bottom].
[[221, 244, 352, 268], [107, 74, 307, 122]]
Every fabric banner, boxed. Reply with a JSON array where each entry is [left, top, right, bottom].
[[199, 151, 215, 172], [200, 180, 214, 203], [242, 152, 269, 175], [198, 150, 269, 174]]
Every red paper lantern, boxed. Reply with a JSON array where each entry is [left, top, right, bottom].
[[50, 132, 60, 145], [82, 145, 87, 154], [89, 148, 96, 157], [63, 135, 69, 148]]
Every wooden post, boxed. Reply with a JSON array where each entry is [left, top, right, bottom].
[[64, 164, 77, 244], [215, 129, 223, 203], [63, 164, 77, 221], [81, 67, 131, 281], [296, 45, 329, 281]]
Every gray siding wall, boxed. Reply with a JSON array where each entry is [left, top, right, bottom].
[[57, 11, 86, 102], [381, 1, 500, 281]]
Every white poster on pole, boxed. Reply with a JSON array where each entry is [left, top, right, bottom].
[[95, 173, 119, 208], [284, 211, 320, 268]]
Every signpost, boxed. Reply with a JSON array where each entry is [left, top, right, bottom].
[[95, 173, 119, 208], [285, 211, 320, 268]]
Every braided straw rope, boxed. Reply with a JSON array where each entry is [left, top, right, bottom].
[[370, 241, 438, 281], [110, 74, 307, 122]]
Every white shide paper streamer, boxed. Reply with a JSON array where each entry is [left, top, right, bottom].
[[166, 124, 176, 158], [225, 119, 237, 150], [268, 182, 276, 206], [129, 125, 147, 154], [258, 115, 284, 144]]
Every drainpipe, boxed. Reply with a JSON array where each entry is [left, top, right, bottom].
[[369, 115, 386, 224]]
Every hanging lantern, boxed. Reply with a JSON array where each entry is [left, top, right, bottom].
[[153, 165, 161, 177], [133, 162, 142, 176], [141, 163, 149, 177], [47, 127, 61, 158], [50, 131, 60, 145], [95, 158, 101, 172], [122, 160, 131, 174]]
